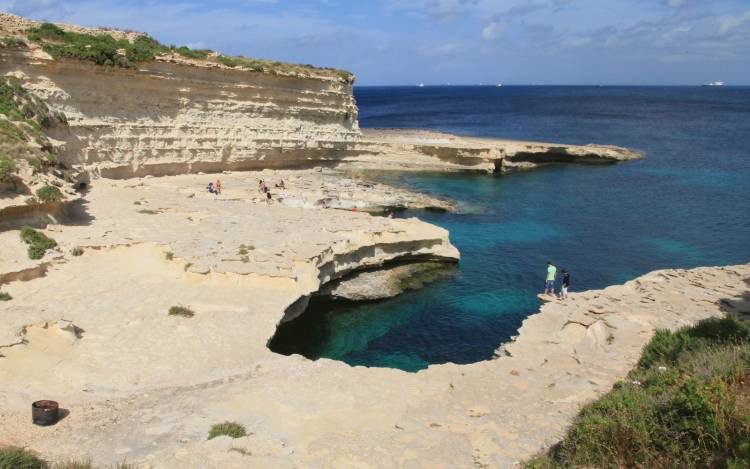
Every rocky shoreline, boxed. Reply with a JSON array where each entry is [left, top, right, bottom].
[[0, 164, 747, 467]]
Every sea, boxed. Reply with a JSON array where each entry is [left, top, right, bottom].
[[270, 85, 750, 372]]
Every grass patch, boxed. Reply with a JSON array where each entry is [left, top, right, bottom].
[[169, 45, 212, 59], [52, 460, 93, 469], [51, 460, 134, 469], [20, 226, 57, 260], [70, 247, 84, 256], [0, 447, 45, 469], [0, 155, 16, 181], [525, 316, 750, 468], [165, 251, 174, 261], [168, 305, 194, 318], [137, 209, 160, 215], [0, 292, 11, 301], [208, 421, 247, 440], [36, 185, 64, 203]]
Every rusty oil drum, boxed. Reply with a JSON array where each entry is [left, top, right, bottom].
[[32, 400, 59, 426]]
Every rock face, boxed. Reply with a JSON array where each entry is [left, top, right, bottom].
[[319, 261, 458, 301], [0, 58, 359, 178], [0, 12, 360, 178], [345, 129, 643, 174]]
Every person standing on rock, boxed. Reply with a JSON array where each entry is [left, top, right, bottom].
[[545, 261, 557, 295], [559, 269, 570, 299]]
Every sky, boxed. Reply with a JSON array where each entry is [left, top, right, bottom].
[[2, 0, 749, 85]]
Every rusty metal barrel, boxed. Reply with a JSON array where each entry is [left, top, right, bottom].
[[32, 400, 59, 426]]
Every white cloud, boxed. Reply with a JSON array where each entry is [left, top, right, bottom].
[[10, 0, 62, 16], [481, 21, 501, 40], [718, 10, 750, 35]]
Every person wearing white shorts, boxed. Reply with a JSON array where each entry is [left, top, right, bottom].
[[560, 269, 570, 299]]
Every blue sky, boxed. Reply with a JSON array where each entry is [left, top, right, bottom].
[[3, 0, 749, 85]]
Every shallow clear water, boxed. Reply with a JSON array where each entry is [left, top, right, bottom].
[[270, 86, 750, 371]]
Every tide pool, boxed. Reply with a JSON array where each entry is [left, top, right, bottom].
[[270, 86, 750, 371]]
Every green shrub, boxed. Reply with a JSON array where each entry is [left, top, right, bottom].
[[0, 447, 45, 469], [20, 226, 57, 260], [639, 317, 750, 368], [0, 155, 15, 181], [125, 35, 167, 62], [0, 292, 11, 301], [36, 185, 64, 203], [208, 421, 247, 440], [168, 306, 194, 318], [0, 37, 27, 49], [525, 317, 750, 469], [71, 247, 84, 256], [171, 46, 211, 60], [165, 251, 174, 260]]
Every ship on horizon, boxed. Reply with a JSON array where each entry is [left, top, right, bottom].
[[702, 81, 725, 87]]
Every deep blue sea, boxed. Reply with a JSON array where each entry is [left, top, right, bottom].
[[270, 86, 750, 371]]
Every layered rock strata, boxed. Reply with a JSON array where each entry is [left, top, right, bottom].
[[345, 128, 643, 173]]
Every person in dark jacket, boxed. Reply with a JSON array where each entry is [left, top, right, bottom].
[[559, 269, 570, 299]]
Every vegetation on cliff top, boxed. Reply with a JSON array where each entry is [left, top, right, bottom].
[[24, 22, 354, 82], [525, 316, 750, 468]]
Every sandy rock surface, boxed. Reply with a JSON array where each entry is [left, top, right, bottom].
[[0, 169, 746, 468]]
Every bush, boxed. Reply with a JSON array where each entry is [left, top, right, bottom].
[[171, 46, 211, 60], [36, 185, 64, 203], [168, 306, 194, 318], [0, 291, 11, 301], [525, 317, 750, 468], [208, 422, 246, 440], [0, 155, 15, 181], [0, 447, 45, 469], [165, 251, 174, 260], [639, 317, 750, 368], [20, 226, 57, 260], [71, 247, 84, 256]]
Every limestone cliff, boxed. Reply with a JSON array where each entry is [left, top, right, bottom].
[[0, 13, 359, 178]]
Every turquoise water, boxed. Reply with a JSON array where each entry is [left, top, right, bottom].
[[270, 86, 750, 371]]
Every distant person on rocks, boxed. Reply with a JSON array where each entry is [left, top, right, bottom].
[[215, 179, 222, 195], [258, 180, 267, 194], [559, 269, 570, 299], [266, 191, 272, 203], [545, 261, 557, 295], [207, 182, 217, 195], [275, 180, 286, 190], [388, 212, 395, 219]]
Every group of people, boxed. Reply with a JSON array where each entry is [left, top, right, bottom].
[[544, 261, 570, 299], [206, 178, 287, 204], [257, 179, 286, 202], [206, 179, 222, 195]]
